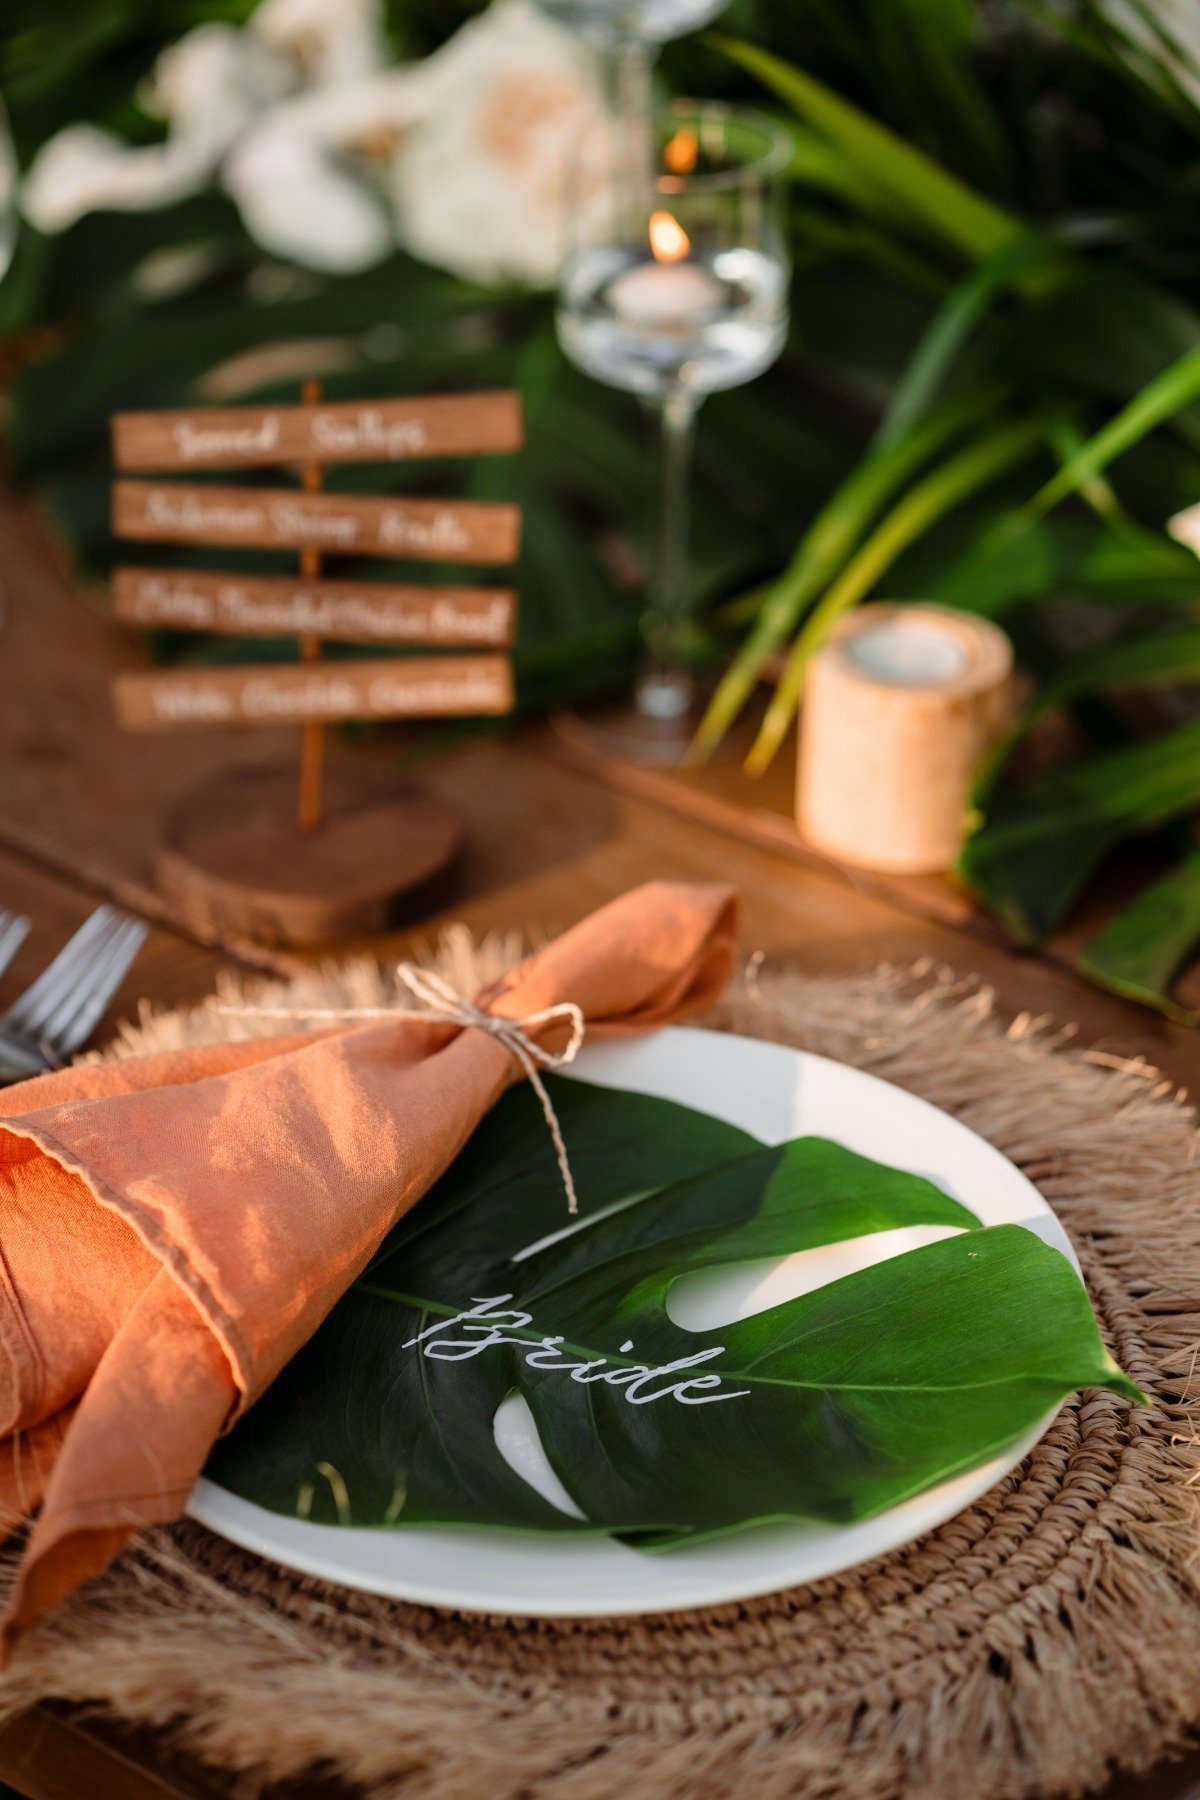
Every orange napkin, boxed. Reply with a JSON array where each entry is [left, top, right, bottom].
[[0, 881, 737, 1652]]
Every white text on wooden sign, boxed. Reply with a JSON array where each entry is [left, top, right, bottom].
[[112, 568, 516, 648], [113, 480, 521, 564], [113, 657, 515, 732], [111, 391, 523, 471]]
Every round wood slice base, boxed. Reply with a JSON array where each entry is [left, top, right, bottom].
[[155, 762, 463, 948]]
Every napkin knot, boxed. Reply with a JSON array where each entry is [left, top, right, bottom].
[[220, 966, 586, 1214]]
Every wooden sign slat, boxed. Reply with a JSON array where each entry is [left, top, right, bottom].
[[113, 656, 514, 732], [112, 391, 523, 471], [112, 567, 517, 648], [113, 480, 521, 564]]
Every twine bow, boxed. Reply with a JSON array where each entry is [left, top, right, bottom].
[[218, 966, 586, 1214]]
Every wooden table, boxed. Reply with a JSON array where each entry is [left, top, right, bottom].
[[0, 487, 1197, 1797]]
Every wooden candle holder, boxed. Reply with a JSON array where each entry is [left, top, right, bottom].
[[110, 384, 523, 946]]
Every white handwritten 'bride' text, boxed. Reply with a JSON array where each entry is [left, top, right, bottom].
[[404, 1295, 750, 1407]]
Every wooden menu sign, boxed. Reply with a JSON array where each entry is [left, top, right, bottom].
[[114, 656, 515, 732], [109, 381, 524, 946], [112, 390, 522, 471], [113, 479, 521, 564], [111, 568, 516, 647]]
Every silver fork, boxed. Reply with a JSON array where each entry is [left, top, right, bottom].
[[0, 910, 30, 981], [0, 906, 148, 1084]]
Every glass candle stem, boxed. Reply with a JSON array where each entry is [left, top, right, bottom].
[[596, 36, 654, 227], [639, 383, 698, 723], [604, 35, 652, 141]]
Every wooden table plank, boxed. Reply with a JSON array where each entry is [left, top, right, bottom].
[[550, 703, 979, 928], [0, 1709, 217, 1800], [0, 1704, 363, 1800]]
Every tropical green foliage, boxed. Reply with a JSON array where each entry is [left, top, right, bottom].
[[1078, 850, 1200, 1021], [697, 28, 1200, 775], [209, 1077, 1138, 1539], [683, 8, 1200, 1016]]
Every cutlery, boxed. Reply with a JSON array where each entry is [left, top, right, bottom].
[[0, 909, 30, 981], [0, 906, 148, 1083]]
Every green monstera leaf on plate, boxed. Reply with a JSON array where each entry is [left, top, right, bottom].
[[207, 1077, 1139, 1545]]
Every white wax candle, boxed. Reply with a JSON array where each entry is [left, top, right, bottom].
[[844, 618, 970, 688], [608, 259, 723, 329]]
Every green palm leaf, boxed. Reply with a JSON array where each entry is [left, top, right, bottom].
[[876, 233, 1068, 449], [208, 1078, 1137, 1544], [1077, 852, 1200, 1022], [708, 34, 1022, 263], [1029, 341, 1200, 518], [976, 624, 1200, 800], [691, 384, 1003, 760], [746, 417, 1044, 774], [960, 721, 1200, 942]]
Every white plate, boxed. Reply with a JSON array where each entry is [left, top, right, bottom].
[[191, 1025, 1077, 1617]]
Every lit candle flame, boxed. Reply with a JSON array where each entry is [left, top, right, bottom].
[[663, 128, 699, 175], [649, 211, 691, 264]]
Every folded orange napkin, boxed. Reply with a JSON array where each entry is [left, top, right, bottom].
[[0, 880, 738, 1652]]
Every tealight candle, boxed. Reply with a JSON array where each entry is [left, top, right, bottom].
[[843, 617, 970, 687], [607, 208, 724, 330], [608, 258, 724, 328]]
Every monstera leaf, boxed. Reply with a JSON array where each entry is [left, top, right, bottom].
[[208, 1078, 1139, 1544]]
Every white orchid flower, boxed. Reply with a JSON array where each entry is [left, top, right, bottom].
[[145, 23, 294, 156], [224, 72, 432, 272], [19, 0, 604, 288], [250, 0, 389, 87], [392, 0, 606, 287], [22, 23, 291, 235], [22, 126, 217, 233], [1098, 0, 1200, 108]]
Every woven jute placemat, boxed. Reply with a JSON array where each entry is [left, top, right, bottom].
[[1, 942, 1198, 1800]]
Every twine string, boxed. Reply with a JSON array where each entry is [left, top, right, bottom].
[[218, 966, 586, 1214]]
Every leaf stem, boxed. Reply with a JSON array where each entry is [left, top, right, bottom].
[[690, 384, 1004, 762], [745, 416, 1044, 774]]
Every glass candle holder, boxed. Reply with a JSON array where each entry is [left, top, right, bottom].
[[534, 0, 732, 233], [556, 101, 792, 754]]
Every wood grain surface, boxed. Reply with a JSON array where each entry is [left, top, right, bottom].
[[113, 480, 522, 563], [112, 655, 515, 731], [154, 761, 465, 945], [111, 567, 517, 647], [111, 390, 523, 471]]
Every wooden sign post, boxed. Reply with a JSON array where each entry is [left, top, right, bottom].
[[110, 384, 523, 946], [298, 376, 327, 835]]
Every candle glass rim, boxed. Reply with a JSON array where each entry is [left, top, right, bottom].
[[653, 98, 793, 193], [533, 0, 731, 45]]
